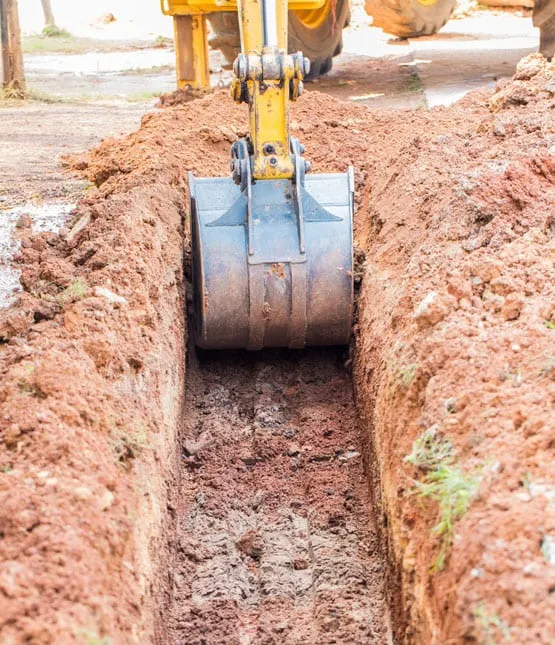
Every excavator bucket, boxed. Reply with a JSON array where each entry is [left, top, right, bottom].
[[190, 153, 353, 350]]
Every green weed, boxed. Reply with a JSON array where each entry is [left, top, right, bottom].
[[473, 603, 510, 645], [544, 320, 555, 330], [417, 464, 481, 570], [404, 425, 454, 471], [406, 71, 423, 93], [42, 25, 71, 38], [22, 34, 155, 55], [23, 34, 78, 53], [406, 427, 482, 570], [57, 279, 88, 305], [24, 88, 67, 104], [153, 35, 173, 48]]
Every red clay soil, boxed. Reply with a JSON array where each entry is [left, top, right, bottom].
[[0, 53, 553, 643], [354, 53, 555, 644], [0, 166, 188, 639]]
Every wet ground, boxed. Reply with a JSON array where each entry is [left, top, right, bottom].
[[18, 9, 538, 107], [0, 202, 74, 307], [326, 6, 538, 107]]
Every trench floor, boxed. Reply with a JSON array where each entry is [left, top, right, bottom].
[[168, 348, 391, 644]]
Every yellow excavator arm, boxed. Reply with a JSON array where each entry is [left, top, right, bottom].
[[231, 0, 306, 180], [171, 0, 354, 350]]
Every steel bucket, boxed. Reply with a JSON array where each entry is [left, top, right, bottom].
[[189, 166, 353, 350]]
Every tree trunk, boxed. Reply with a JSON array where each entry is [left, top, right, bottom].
[[0, 0, 25, 95], [0, 0, 10, 86], [40, 0, 55, 27]]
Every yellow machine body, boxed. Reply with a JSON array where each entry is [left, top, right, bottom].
[[160, 0, 326, 89]]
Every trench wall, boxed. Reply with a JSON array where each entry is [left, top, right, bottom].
[[0, 182, 187, 642], [354, 55, 555, 644]]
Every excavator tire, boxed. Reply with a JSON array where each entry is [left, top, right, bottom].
[[208, 0, 351, 79], [364, 0, 456, 38]]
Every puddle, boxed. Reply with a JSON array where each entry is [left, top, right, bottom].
[[0, 202, 75, 308]]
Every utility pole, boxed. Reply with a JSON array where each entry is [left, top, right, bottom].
[[0, 0, 25, 95]]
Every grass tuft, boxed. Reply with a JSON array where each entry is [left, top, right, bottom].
[[417, 464, 481, 570], [406, 70, 423, 93], [0, 85, 26, 100], [153, 35, 173, 48], [25, 88, 67, 104], [404, 425, 454, 471], [473, 603, 510, 645], [42, 25, 71, 38], [57, 279, 88, 305], [406, 427, 482, 570]]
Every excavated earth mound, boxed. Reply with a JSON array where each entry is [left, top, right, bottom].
[[0, 54, 553, 643], [354, 53, 555, 644]]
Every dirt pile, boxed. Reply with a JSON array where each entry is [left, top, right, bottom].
[[354, 52, 555, 643], [0, 53, 553, 643], [0, 161, 188, 639]]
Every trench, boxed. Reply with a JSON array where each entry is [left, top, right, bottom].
[[163, 343, 393, 644]]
